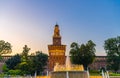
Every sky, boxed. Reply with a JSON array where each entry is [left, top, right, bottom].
[[0, 0, 120, 56]]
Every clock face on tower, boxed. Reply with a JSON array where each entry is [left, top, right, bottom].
[[53, 38, 61, 45], [54, 39, 59, 45], [55, 39, 59, 43]]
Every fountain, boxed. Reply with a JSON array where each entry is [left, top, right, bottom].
[[102, 70, 105, 78], [101, 70, 110, 78], [50, 56, 89, 78], [106, 71, 110, 78]]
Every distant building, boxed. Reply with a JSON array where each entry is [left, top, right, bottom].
[[0, 56, 12, 63], [89, 56, 107, 70], [48, 24, 66, 71], [0, 56, 12, 73]]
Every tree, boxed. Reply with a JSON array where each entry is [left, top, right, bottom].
[[15, 61, 30, 75], [16, 51, 48, 75], [0, 40, 12, 55], [2, 64, 9, 72], [7, 69, 22, 75], [70, 42, 81, 64], [14, 45, 31, 75], [104, 36, 120, 72], [70, 40, 96, 70], [21, 45, 30, 62], [31, 51, 48, 75], [5, 54, 21, 70]]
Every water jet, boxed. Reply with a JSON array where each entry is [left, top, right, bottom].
[[50, 56, 89, 78]]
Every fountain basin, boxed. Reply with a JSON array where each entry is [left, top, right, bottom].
[[51, 71, 88, 78]]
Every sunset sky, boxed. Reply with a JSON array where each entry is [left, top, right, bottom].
[[0, 0, 120, 55]]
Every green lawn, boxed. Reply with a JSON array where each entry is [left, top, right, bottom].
[[110, 73, 120, 76]]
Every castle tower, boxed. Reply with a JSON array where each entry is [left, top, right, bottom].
[[48, 24, 66, 71]]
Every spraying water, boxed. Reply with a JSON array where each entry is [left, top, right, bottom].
[[104, 72, 107, 78], [66, 71, 69, 78], [106, 71, 110, 78], [102, 70, 105, 78], [65, 55, 71, 71], [66, 55, 70, 78], [47, 71, 49, 78], [87, 68, 90, 78], [34, 71, 37, 78]]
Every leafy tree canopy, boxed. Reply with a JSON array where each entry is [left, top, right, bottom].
[[2, 64, 9, 72], [5, 54, 21, 70], [3, 44, 48, 75], [21, 45, 30, 62], [104, 36, 120, 72], [14, 50, 48, 75], [70, 40, 96, 70], [0, 40, 12, 55], [31, 51, 48, 75]]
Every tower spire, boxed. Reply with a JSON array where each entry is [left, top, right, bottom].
[[53, 24, 60, 37]]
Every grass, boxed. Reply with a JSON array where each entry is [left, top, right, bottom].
[[89, 70, 101, 76], [110, 73, 120, 76], [90, 72, 120, 76]]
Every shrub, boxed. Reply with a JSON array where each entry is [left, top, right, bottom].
[[89, 70, 100, 76], [2, 64, 9, 72], [8, 69, 22, 75]]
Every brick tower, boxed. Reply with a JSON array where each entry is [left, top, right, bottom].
[[48, 24, 66, 71]]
